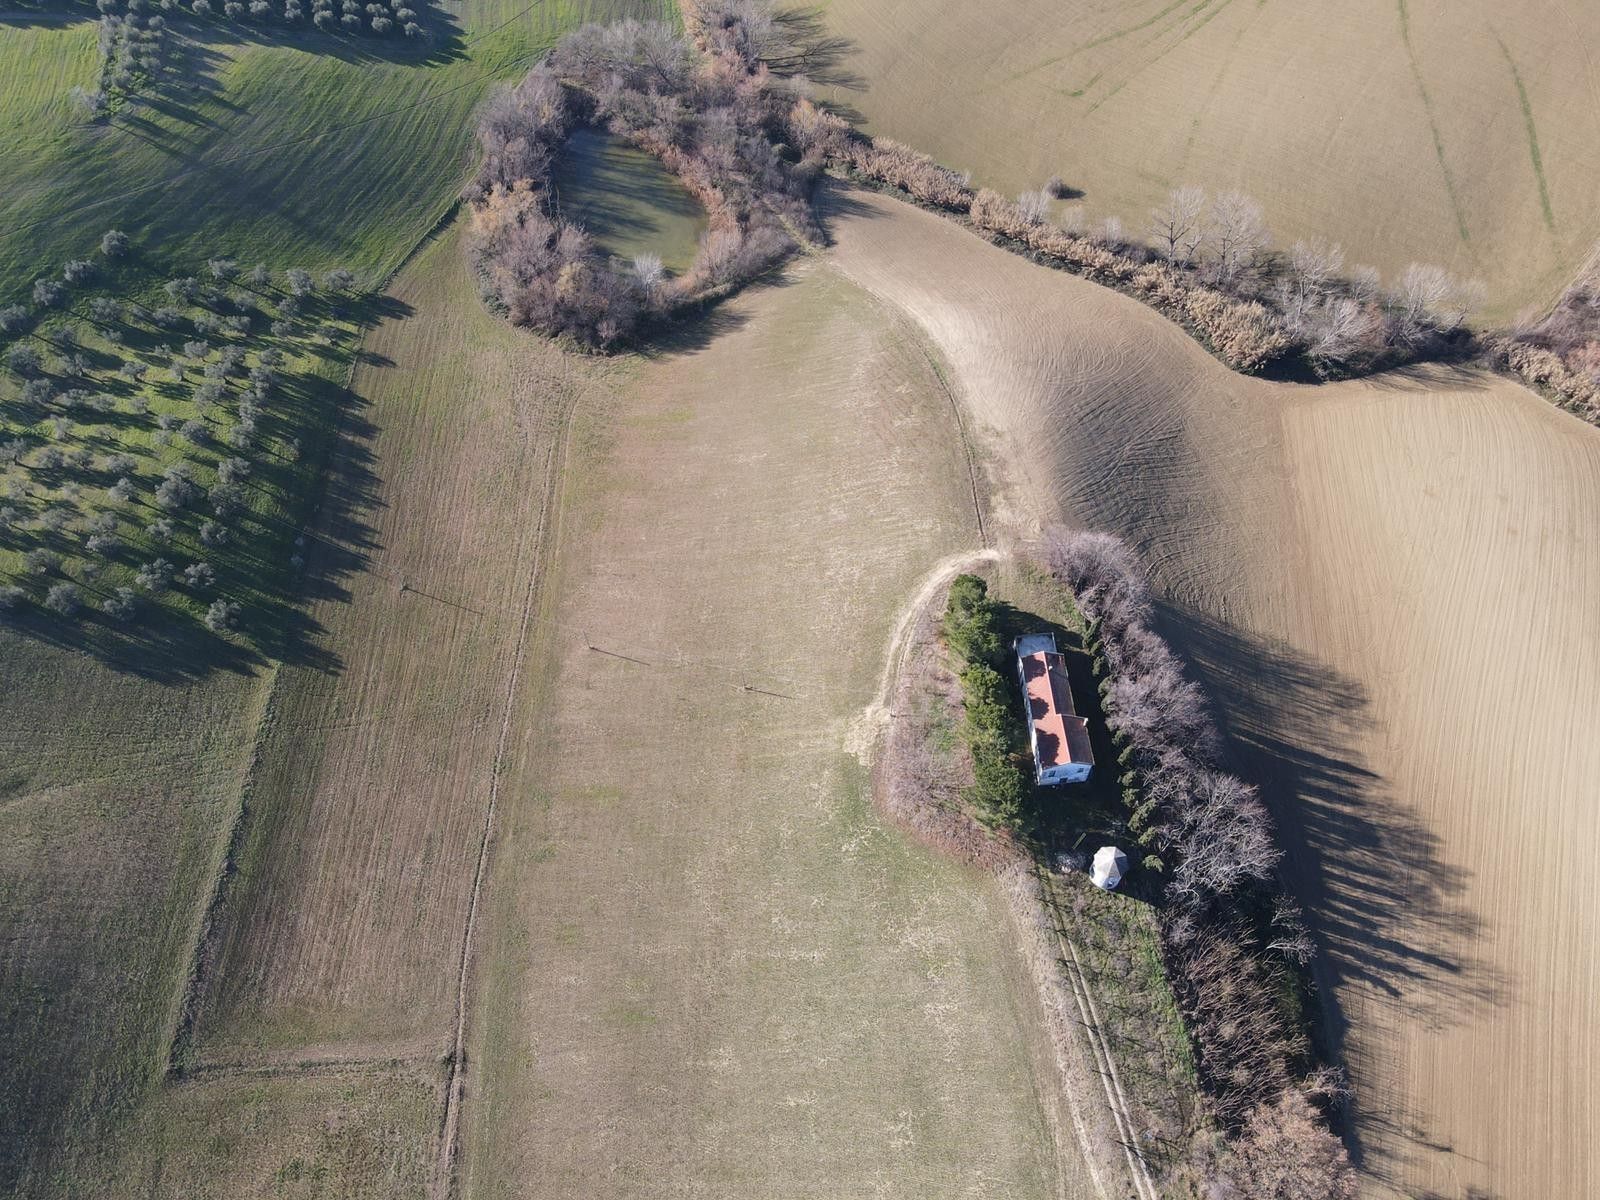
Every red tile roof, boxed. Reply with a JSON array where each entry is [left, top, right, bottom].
[[1021, 651, 1094, 769]]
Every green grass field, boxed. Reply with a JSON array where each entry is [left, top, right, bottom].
[[0, 0, 674, 298], [0, 2, 669, 1192], [551, 128, 707, 272]]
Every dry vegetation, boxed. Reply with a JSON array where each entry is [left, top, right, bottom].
[[821, 117, 1498, 379], [823, 185, 1600, 1200], [1041, 529, 1352, 1197], [458, 258, 1098, 1199], [465, 2, 833, 345]]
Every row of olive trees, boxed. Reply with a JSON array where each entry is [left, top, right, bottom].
[[69, 0, 425, 114], [1039, 527, 1354, 1198], [1, 231, 352, 637]]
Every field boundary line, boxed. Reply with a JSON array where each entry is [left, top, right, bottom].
[[163, 659, 282, 1076], [176, 1052, 432, 1082], [430, 363, 580, 1200], [913, 332, 990, 548]]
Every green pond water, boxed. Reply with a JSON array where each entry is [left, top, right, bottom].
[[552, 129, 708, 274]]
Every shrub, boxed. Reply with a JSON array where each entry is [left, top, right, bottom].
[[135, 557, 174, 591], [204, 598, 238, 631], [44, 582, 81, 616], [101, 229, 130, 257], [943, 572, 1003, 667], [0, 585, 25, 611], [63, 260, 97, 285], [25, 548, 62, 575], [154, 469, 194, 509], [33, 279, 66, 308], [104, 587, 138, 620]]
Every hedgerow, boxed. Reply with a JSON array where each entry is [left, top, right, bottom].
[[1040, 527, 1355, 1197], [465, 3, 829, 348]]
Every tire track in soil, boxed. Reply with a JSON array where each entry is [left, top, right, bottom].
[[429, 371, 579, 1200]]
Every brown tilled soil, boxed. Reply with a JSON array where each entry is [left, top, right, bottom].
[[822, 0, 1600, 320], [824, 184, 1600, 1200]]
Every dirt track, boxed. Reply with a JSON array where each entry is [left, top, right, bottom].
[[825, 186, 1600, 1199]]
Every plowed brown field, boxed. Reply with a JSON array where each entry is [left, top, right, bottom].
[[822, 0, 1600, 319], [824, 185, 1600, 1199]]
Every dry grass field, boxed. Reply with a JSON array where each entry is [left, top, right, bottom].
[[823, 185, 1600, 1199], [457, 259, 1100, 1199], [820, 0, 1600, 319], [188, 226, 591, 1066]]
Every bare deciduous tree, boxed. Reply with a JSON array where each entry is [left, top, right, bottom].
[[1016, 188, 1051, 224], [1150, 185, 1207, 265], [1208, 191, 1268, 285], [1393, 262, 1484, 339]]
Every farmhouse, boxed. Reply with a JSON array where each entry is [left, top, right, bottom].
[[1015, 633, 1094, 785]]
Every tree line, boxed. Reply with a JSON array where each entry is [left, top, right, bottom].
[[1041, 529, 1355, 1200], [50, 0, 429, 118], [941, 573, 1030, 827], [465, 1, 832, 347], [805, 109, 1600, 412]]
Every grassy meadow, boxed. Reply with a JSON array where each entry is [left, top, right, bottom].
[[551, 128, 708, 273], [461, 257, 1095, 1198], [820, 0, 1600, 320]]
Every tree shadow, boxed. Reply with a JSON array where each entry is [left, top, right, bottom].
[[630, 264, 801, 360], [89, 0, 466, 142], [2, 292, 410, 682], [1152, 599, 1509, 1189], [769, 5, 864, 90]]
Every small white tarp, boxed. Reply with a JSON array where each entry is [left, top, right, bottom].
[[1091, 846, 1129, 890]]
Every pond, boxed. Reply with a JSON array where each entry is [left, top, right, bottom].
[[551, 128, 708, 275]]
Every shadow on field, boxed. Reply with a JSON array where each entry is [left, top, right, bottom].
[[94, 0, 466, 140], [1153, 600, 1508, 1190], [2, 293, 408, 683]]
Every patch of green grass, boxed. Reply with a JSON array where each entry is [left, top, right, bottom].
[[0, 0, 676, 299], [1492, 30, 1555, 232], [552, 127, 707, 273]]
